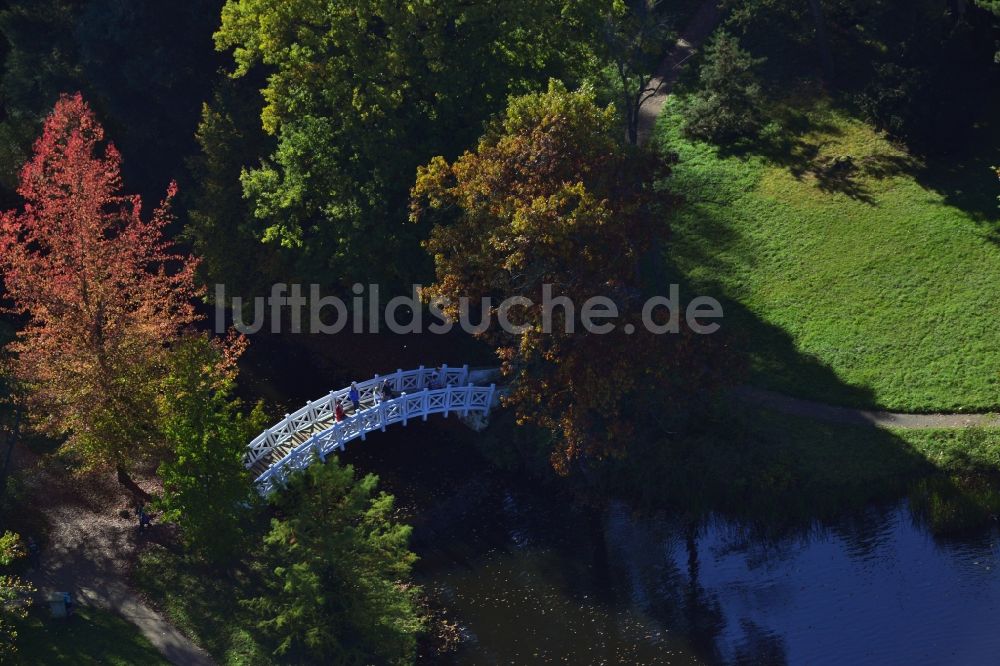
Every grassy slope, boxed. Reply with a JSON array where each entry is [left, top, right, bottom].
[[12, 606, 170, 665], [655, 97, 1000, 412], [609, 402, 1000, 529], [135, 548, 269, 666]]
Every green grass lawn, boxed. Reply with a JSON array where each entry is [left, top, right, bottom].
[[135, 547, 269, 666], [11, 606, 169, 665], [607, 400, 1000, 531], [655, 95, 1000, 412]]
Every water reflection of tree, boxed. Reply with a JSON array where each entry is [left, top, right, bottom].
[[908, 474, 1000, 538], [605, 506, 803, 665], [682, 519, 728, 663], [602, 505, 720, 660], [686, 520, 794, 665], [731, 619, 788, 666], [828, 503, 900, 562]]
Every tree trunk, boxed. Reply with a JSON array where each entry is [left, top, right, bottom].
[[117, 465, 153, 504], [116, 465, 131, 485], [626, 92, 640, 145]]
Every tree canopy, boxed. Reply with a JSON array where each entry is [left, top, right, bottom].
[[246, 460, 422, 663], [156, 333, 265, 563], [0, 94, 200, 473], [412, 81, 730, 472], [213, 0, 605, 287]]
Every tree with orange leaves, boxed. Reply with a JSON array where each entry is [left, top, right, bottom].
[[0, 93, 200, 476], [412, 81, 730, 474]]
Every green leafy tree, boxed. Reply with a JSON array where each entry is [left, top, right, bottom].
[[213, 0, 599, 287], [723, 0, 997, 151], [597, 0, 673, 144], [854, 2, 995, 151], [975, 0, 1000, 61], [156, 334, 265, 563], [0, 531, 33, 660], [0, 0, 81, 205], [184, 76, 287, 301], [412, 82, 731, 473], [246, 460, 422, 663], [682, 30, 766, 144]]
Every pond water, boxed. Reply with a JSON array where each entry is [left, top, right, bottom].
[[341, 422, 1000, 665], [240, 333, 1000, 664]]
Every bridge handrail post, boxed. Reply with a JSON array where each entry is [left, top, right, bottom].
[[463, 383, 472, 416], [311, 435, 325, 463], [487, 383, 496, 411], [422, 387, 429, 421], [401, 391, 408, 426], [280, 414, 291, 445], [444, 385, 451, 418]]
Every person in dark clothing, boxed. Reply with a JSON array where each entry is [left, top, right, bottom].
[[137, 504, 152, 532], [26, 536, 40, 569], [348, 382, 361, 411]]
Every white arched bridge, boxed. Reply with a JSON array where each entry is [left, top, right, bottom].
[[245, 365, 498, 494]]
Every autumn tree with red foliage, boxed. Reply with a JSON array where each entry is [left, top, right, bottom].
[[0, 93, 200, 475], [411, 82, 733, 473]]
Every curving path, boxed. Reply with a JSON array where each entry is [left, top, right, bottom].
[[14, 451, 214, 665], [636, 0, 724, 145], [735, 386, 1000, 429]]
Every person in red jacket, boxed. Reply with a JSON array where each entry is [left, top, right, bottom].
[[334, 399, 346, 422]]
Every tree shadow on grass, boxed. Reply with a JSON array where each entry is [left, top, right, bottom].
[[652, 179, 879, 409], [718, 103, 923, 206], [908, 118, 1000, 245], [135, 545, 269, 664], [14, 605, 170, 665]]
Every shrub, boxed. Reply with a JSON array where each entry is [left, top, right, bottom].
[[245, 460, 423, 664], [682, 30, 766, 144], [0, 531, 33, 659]]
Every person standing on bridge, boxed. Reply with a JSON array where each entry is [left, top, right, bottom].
[[380, 380, 394, 402], [335, 399, 346, 422], [348, 382, 361, 412]]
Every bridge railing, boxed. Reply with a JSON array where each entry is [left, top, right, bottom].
[[244, 364, 472, 468], [253, 382, 496, 494]]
